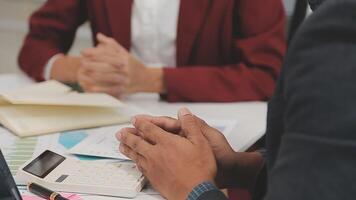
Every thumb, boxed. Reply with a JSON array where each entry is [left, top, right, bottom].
[[97, 33, 112, 44], [195, 117, 220, 139], [96, 33, 122, 52], [178, 108, 203, 143]]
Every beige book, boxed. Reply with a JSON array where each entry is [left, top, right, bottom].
[[0, 81, 122, 107], [10, 80, 71, 94], [0, 81, 129, 137]]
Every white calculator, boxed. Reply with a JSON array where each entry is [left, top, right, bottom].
[[16, 150, 146, 198]]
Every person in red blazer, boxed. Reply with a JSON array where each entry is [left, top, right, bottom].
[[18, 0, 286, 102]]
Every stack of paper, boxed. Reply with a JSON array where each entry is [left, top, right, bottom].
[[0, 81, 129, 137]]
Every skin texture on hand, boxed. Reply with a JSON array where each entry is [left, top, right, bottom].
[[117, 108, 217, 200], [131, 113, 264, 189], [50, 55, 81, 83], [78, 33, 165, 98]]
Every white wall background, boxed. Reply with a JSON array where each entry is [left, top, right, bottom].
[[0, 0, 298, 74]]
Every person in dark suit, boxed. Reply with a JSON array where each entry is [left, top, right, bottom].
[[18, 0, 286, 102], [117, 0, 356, 199]]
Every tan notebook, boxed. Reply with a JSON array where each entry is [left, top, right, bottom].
[[0, 81, 129, 137]]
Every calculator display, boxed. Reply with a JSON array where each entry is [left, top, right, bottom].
[[23, 150, 65, 178]]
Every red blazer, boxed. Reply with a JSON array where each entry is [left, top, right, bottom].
[[18, 0, 286, 102]]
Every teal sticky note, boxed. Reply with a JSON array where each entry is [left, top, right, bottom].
[[59, 131, 88, 149], [73, 155, 105, 161], [59, 131, 105, 161]]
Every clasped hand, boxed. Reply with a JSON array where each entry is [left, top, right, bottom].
[[78, 33, 163, 98], [116, 108, 238, 200]]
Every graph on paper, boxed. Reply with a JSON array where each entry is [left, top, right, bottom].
[[4, 137, 38, 175], [69, 120, 238, 160], [0, 127, 95, 176]]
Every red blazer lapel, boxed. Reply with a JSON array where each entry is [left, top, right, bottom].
[[105, 0, 133, 50], [177, 0, 211, 66]]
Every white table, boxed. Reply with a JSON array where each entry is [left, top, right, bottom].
[[0, 73, 267, 199], [123, 94, 267, 152]]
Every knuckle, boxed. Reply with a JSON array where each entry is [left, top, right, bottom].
[[120, 127, 130, 133], [135, 119, 146, 130], [136, 155, 144, 165], [185, 119, 197, 128], [131, 139, 139, 150], [119, 144, 128, 155], [183, 115, 196, 123], [120, 132, 127, 143], [122, 127, 135, 134], [129, 152, 137, 162], [135, 139, 144, 149], [144, 122, 155, 132], [140, 123, 149, 132]]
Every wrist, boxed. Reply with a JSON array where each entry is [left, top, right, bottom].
[[175, 178, 215, 200], [141, 68, 165, 93], [186, 181, 219, 200], [215, 152, 263, 189], [232, 152, 264, 189], [51, 56, 81, 83]]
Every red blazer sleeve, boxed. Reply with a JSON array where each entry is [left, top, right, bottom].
[[163, 0, 286, 102], [18, 0, 87, 81]]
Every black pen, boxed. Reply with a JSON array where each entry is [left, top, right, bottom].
[[27, 182, 69, 200]]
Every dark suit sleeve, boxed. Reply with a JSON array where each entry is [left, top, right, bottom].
[[265, 0, 356, 200], [197, 190, 228, 200], [18, 0, 87, 81]]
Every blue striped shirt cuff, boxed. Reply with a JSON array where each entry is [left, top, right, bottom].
[[187, 181, 219, 200]]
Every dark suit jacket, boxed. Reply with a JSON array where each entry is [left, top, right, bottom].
[[18, 0, 285, 102], [199, 0, 356, 199]]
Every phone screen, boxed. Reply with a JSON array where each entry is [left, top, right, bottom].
[[23, 150, 65, 178]]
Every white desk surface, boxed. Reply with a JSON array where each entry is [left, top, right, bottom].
[[123, 94, 267, 152], [0, 73, 267, 200]]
